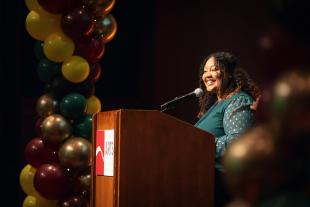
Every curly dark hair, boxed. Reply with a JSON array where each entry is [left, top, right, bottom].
[[198, 52, 261, 118]]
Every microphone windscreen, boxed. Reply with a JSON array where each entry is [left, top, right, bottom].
[[194, 88, 203, 97]]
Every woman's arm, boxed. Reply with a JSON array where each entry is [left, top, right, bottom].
[[215, 96, 255, 159]]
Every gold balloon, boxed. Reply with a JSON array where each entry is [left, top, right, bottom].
[[20, 164, 38, 196], [94, 14, 117, 44], [25, 11, 61, 41], [59, 137, 91, 169], [95, 0, 116, 16], [41, 114, 72, 143], [86, 95, 101, 114], [36, 94, 58, 117], [61, 56, 90, 83], [85, 0, 115, 15], [43, 32, 74, 63]]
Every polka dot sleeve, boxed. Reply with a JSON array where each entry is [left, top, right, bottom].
[[215, 95, 255, 159]]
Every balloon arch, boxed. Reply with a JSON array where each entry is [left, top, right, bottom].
[[20, 0, 117, 206]]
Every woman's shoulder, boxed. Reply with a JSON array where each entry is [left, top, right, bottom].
[[227, 91, 254, 107], [235, 91, 254, 101]]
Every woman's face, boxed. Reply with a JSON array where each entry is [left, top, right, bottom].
[[202, 57, 222, 93], [202, 57, 229, 94]]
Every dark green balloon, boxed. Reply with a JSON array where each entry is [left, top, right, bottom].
[[60, 93, 86, 120], [74, 114, 93, 141], [34, 41, 45, 60], [37, 58, 61, 83]]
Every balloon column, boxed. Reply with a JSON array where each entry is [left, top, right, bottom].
[[21, 0, 117, 206]]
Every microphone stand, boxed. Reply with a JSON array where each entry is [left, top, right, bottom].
[[160, 88, 203, 112], [160, 94, 193, 112]]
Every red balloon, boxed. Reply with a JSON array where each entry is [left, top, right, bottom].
[[25, 137, 59, 168], [61, 7, 95, 40], [57, 195, 88, 207], [34, 164, 71, 200], [38, 0, 84, 14], [88, 63, 102, 83], [74, 37, 105, 64]]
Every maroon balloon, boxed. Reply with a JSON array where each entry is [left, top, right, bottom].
[[61, 7, 95, 40], [74, 37, 105, 64], [38, 0, 84, 14], [25, 137, 59, 168], [88, 63, 102, 83], [57, 195, 88, 207], [34, 164, 71, 200]]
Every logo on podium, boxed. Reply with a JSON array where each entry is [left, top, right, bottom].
[[96, 129, 114, 176]]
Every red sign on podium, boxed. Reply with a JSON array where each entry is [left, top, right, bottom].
[[96, 129, 114, 176], [96, 130, 105, 176]]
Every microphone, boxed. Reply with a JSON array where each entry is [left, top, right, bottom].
[[160, 88, 203, 111]]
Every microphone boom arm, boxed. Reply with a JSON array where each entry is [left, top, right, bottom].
[[160, 88, 203, 112]]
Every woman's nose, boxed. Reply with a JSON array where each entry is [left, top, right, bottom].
[[204, 72, 212, 78]]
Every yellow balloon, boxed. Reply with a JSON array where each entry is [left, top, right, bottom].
[[23, 196, 36, 207], [86, 95, 101, 114], [44, 32, 74, 62], [23, 195, 57, 207], [25, 0, 50, 15], [62, 56, 90, 83], [25, 10, 61, 41], [19, 164, 38, 196]]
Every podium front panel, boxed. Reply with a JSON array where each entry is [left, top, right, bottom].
[[92, 110, 214, 207]]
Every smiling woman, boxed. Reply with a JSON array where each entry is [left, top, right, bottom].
[[194, 51, 261, 207]]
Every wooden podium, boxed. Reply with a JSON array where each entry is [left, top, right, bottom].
[[91, 109, 214, 207]]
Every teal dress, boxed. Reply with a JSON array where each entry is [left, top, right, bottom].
[[195, 91, 255, 170]]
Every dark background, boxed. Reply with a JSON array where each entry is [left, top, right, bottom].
[[1, 0, 310, 206]]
